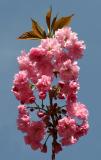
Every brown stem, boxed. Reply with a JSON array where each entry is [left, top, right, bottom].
[[52, 138, 55, 160], [41, 99, 44, 108], [51, 113, 57, 160], [48, 91, 56, 160]]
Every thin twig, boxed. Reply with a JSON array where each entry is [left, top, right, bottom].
[[42, 99, 44, 108], [44, 134, 50, 145]]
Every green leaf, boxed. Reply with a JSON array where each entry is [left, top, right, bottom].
[[53, 14, 74, 31], [46, 7, 52, 32]]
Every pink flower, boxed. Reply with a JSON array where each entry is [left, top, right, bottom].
[[58, 92, 65, 99], [75, 121, 89, 138], [61, 136, 77, 146], [37, 111, 45, 118], [28, 121, 45, 141], [39, 91, 46, 100], [68, 80, 80, 93], [31, 141, 42, 150], [17, 105, 30, 132], [58, 81, 69, 96], [58, 81, 79, 98], [66, 81, 80, 103], [55, 27, 86, 60], [55, 27, 72, 47], [59, 60, 80, 82], [12, 71, 35, 104], [58, 81, 65, 88], [13, 70, 28, 87], [29, 47, 46, 62], [24, 135, 31, 144], [70, 61, 80, 79], [53, 52, 69, 72], [24, 121, 46, 150], [57, 117, 78, 146], [68, 40, 86, 60], [17, 105, 28, 115], [67, 93, 77, 103], [67, 102, 89, 120], [17, 115, 30, 132], [24, 135, 42, 150], [57, 117, 76, 137], [17, 50, 31, 70], [36, 75, 51, 92], [17, 51, 38, 83], [36, 58, 53, 78], [39, 38, 61, 55]]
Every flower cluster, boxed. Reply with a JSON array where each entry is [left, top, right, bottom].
[[17, 105, 45, 150], [12, 27, 89, 157]]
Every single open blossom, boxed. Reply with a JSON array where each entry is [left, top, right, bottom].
[[17, 105, 30, 132], [12, 71, 35, 104], [59, 60, 80, 82], [24, 135, 42, 150], [39, 38, 61, 55], [75, 121, 89, 138], [29, 47, 47, 62], [17, 115, 30, 132], [57, 116, 89, 146], [24, 121, 46, 150], [57, 117, 78, 146], [57, 117, 76, 137], [55, 27, 72, 47], [61, 136, 77, 146], [36, 75, 52, 93], [55, 27, 86, 60], [28, 121, 45, 141], [36, 59, 53, 78], [67, 102, 89, 120], [68, 80, 80, 93], [13, 70, 28, 86], [53, 52, 69, 72], [17, 105, 28, 115], [17, 51, 38, 83], [17, 50, 31, 71], [68, 40, 86, 60]]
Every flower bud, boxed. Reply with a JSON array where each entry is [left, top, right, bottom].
[[54, 142, 62, 154], [58, 81, 65, 88], [29, 96, 36, 103], [41, 144, 47, 153], [39, 92, 46, 100], [37, 111, 45, 118], [58, 93, 65, 99]]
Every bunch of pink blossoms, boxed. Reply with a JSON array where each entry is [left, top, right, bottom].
[[12, 27, 89, 160]]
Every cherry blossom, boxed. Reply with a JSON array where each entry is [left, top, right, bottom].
[[12, 26, 89, 160]]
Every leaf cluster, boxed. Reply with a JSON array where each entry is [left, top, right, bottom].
[[17, 8, 74, 40]]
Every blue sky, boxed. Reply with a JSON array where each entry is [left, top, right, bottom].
[[0, 0, 101, 160]]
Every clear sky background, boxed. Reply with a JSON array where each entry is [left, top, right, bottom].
[[0, 0, 101, 160]]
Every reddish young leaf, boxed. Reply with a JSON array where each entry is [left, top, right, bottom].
[[46, 7, 52, 32], [31, 18, 46, 38], [17, 31, 41, 40], [53, 14, 74, 31]]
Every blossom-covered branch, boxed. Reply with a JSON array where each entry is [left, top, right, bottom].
[[12, 8, 89, 160]]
